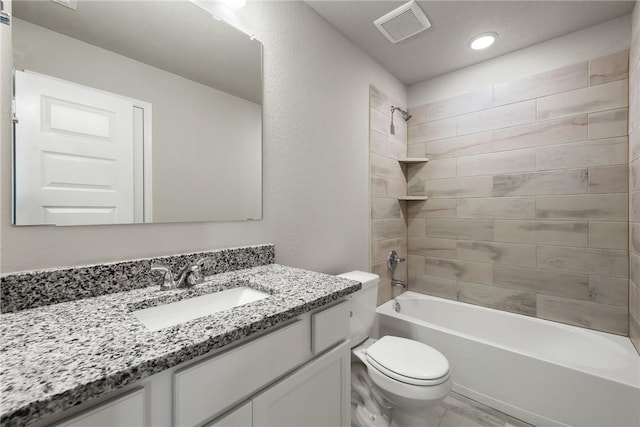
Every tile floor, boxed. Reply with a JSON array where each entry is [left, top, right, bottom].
[[426, 392, 535, 427]]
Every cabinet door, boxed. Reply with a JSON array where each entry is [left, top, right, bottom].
[[205, 401, 252, 427], [53, 388, 145, 427], [253, 342, 350, 427]]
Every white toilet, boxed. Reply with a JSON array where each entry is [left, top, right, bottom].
[[339, 271, 452, 427]]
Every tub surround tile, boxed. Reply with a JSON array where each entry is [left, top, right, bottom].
[[425, 131, 493, 160], [537, 246, 628, 278], [588, 222, 628, 249], [494, 265, 589, 300], [457, 197, 535, 219], [424, 87, 493, 122], [424, 257, 493, 285], [536, 79, 628, 120], [456, 241, 536, 268], [589, 276, 629, 307], [493, 220, 589, 247], [493, 62, 588, 106], [492, 115, 588, 151], [537, 295, 629, 335], [457, 100, 536, 135], [371, 198, 402, 220], [0, 263, 361, 426], [409, 274, 458, 300], [589, 50, 629, 86], [589, 165, 628, 194], [0, 244, 275, 314], [416, 176, 494, 198], [407, 158, 456, 180], [457, 149, 536, 177], [536, 137, 627, 171], [457, 281, 537, 316], [408, 104, 426, 126], [425, 219, 494, 241], [409, 237, 457, 259], [407, 198, 457, 218], [408, 117, 457, 143], [588, 108, 628, 139], [535, 194, 628, 221], [492, 170, 588, 196]]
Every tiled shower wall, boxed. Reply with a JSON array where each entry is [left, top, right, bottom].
[[630, 2, 640, 354], [370, 86, 408, 305], [406, 51, 630, 335]]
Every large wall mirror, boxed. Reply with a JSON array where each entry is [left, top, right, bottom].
[[11, 0, 262, 226]]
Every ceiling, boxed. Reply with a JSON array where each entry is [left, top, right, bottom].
[[306, 0, 635, 86]]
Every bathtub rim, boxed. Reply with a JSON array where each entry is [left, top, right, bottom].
[[377, 291, 640, 389]]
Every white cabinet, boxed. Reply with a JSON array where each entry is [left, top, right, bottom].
[[53, 388, 145, 427], [205, 402, 252, 427], [253, 341, 350, 427]]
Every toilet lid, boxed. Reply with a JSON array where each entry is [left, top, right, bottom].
[[366, 336, 449, 385]]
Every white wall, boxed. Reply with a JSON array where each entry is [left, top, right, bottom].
[[409, 15, 631, 107], [0, 1, 406, 273]]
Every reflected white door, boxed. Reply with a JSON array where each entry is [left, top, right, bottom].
[[14, 70, 136, 225]]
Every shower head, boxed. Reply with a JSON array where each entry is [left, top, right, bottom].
[[390, 105, 411, 135]]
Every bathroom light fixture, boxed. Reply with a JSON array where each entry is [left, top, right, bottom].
[[390, 106, 412, 135], [468, 32, 498, 50]]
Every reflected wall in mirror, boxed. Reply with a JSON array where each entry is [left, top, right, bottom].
[[12, 0, 262, 226]]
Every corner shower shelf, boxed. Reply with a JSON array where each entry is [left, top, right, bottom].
[[397, 157, 429, 164], [398, 196, 428, 201]]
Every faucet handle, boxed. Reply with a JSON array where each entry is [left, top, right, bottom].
[[182, 257, 211, 287], [151, 264, 177, 290]]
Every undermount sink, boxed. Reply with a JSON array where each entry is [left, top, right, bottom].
[[132, 287, 270, 332]]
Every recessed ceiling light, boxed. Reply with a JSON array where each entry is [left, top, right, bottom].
[[468, 32, 498, 50]]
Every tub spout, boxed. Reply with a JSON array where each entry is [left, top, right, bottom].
[[391, 279, 407, 289]]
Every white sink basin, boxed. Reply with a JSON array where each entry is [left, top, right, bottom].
[[132, 287, 269, 331]]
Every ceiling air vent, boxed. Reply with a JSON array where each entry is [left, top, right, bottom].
[[374, 0, 431, 44]]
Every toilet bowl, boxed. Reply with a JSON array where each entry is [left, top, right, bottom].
[[339, 271, 452, 427]]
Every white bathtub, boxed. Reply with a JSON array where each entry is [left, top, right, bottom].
[[376, 292, 640, 427]]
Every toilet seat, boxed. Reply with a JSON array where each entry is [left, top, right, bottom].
[[365, 336, 450, 386]]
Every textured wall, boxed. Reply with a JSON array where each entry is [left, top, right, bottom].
[[369, 86, 408, 305], [629, 1, 640, 353], [406, 52, 630, 335], [1, 1, 406, 273]]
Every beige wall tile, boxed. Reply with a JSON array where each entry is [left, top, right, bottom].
[[494, 220, 588, 247], [409, 237, 457, 258], [493, 170, 588, 196], [371, 176, 405, 198], [457, 197, 535, 219], [631, 222, 640, 254], [494, 62, 588, 106], [408, 158, 457, 180], [408, 117, 457, 143], [424, 257, 493, 285], [371, 107, 390, 136], [372, 220, 386, 241], [372, 238, 406, 265], [536, 137, 627, 171], [407, 142, 426, 158], [630, 128, 640, 162], [389, 140, 407, 160], [631, 160, 640, 192], [458, 149, 536, 177], [589, 165, 628, 194], [536, 194, 627, 221], [537, 295, 628, 335], [417, 176, 494, 198], [408, 105, 426, 126], [370, 130, 388, 156], [424, 87, 493, 122], [458, 281, 536, 316], [494, 265, 589, 299], [425, 219, 493, 241], [588, 108, 628, 139], [589, 222, 628, 249], [589, 50, 629, 86], [425, 132, 493, 159], [537, 79, 628, 120], [407, 217, 426, 237], [371, 152, 405, 180], [387, 218, 407, 239], [408, 255, 426, 276], [631, 252, 640, 289], [631, 192, 640, 223], [589, 276, 629, 307], [408, 198, 457, 218], [370, 85, 391, 114], [409, 274, 458, 300], [631, 99, 640, 134], [457, 241, 536, 267], [537, 245, 628, 278], [457, 100, 536, 135], [371, 197, 402, 220], [492, 115, 588, 151]]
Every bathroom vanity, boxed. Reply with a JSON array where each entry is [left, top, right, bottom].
[[0, 245, 360, 427]]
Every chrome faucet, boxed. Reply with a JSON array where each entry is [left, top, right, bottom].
[[150, 257, 210, 290], [388, 250, 407, 289]]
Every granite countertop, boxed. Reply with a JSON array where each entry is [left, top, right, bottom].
[[0, 264, 361, 426]]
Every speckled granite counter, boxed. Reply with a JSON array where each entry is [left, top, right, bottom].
[[0, 264, 361, 426]]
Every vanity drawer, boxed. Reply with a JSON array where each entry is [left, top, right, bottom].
[[174, 319, 310, 427], [311, 300, 350, 354]]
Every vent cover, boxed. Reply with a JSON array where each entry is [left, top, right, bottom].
[[374, 0, 431, 44]]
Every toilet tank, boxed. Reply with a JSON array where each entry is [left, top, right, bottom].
[[337, 271, 379, 346]]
